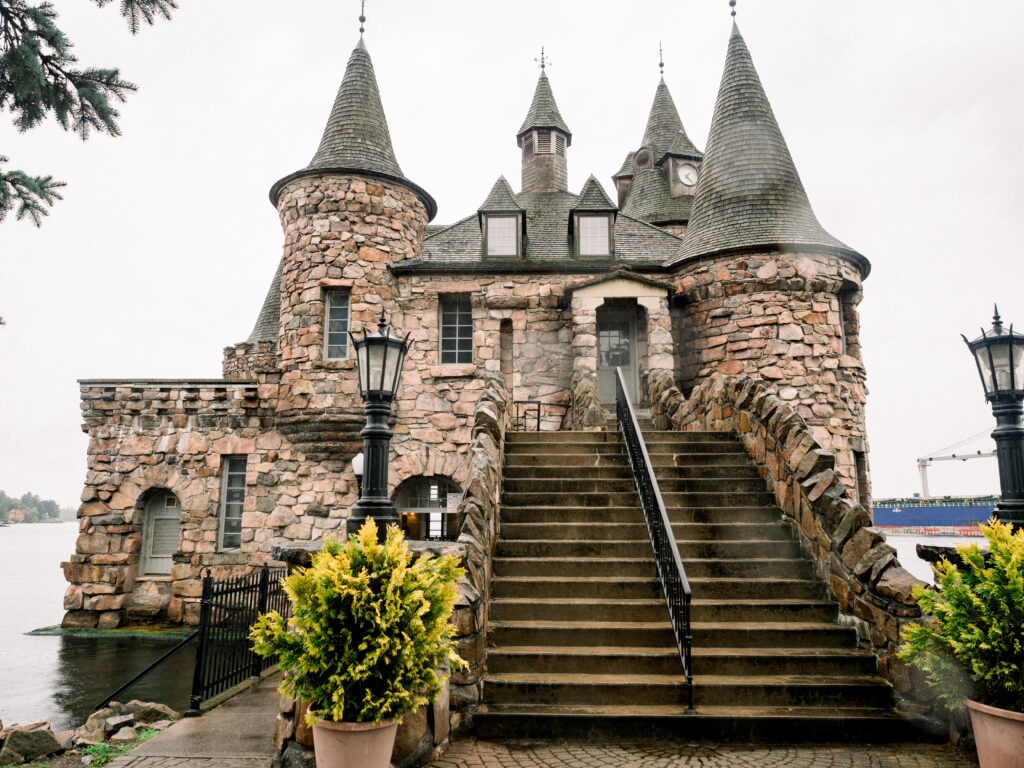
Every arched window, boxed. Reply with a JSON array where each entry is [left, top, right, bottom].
[[395, 476, 461, 541], [140, 490, 181, 576]]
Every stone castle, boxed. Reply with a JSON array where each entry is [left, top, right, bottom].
[[62, 20, 871, 630]]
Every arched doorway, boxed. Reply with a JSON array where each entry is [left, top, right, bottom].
[[395, 476, 462, 541], [139, 490, 181, 576]]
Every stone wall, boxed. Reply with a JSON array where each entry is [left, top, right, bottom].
[[568, 372, 604, 430], [671, 250, 869, 498], [649, 372, 945, 733], [223, 341, 280, 381]]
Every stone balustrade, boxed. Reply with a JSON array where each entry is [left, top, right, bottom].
[[648, 371, 947, 734]]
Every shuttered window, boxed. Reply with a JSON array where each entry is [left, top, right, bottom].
[[523, 133, 534, 156], [555, 134, 566, 156], [440, 294, 473, 365], [325, 291, 350, 360], [219, 456, 247, 551], [536, 130, 551, 153]]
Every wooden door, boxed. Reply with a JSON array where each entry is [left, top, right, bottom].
[[141, 492, 180, 576]]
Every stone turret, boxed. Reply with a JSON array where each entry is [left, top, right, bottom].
[[268, 35, 435, 457], [668, 23, 872, 501], [517, 70, 571, 193]]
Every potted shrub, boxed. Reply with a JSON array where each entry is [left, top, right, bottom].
[[250, 519, 466, 768], [899, 519, 1024, 767]]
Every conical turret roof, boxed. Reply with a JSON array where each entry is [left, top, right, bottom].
[[671, 24, 865, 271], [642, 78, 701, 162], [479, 176, 522, 212], [248, 260, 282, 345], [517, 71, 571, 145], [270, 38, 436, 218], [573, 175, 616, 211]]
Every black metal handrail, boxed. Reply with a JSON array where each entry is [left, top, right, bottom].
[[615, 366, 695, 713], [94, 631, 198, 711], [513, 400, 542, 432]]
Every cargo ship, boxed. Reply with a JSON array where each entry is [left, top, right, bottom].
[[871, 495, 997, 536]]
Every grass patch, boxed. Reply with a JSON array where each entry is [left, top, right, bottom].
[[80, 743, 132, 766]]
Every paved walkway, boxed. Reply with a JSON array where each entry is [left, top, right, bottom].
[[108, 675, 279, 768], [425, 739, 977, 768]]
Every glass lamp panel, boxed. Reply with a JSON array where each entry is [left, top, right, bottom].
[[975, 347, 995, 394], [382, 339, 402, 395], [366, 342, 385, 392], [1011, 339, 1024, 390], [990, 340, 1013, 392], [389, 341, 408, 395], [355, 338, 369, 393]]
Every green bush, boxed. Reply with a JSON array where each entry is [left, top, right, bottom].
[[898, 519, 1024, 712], [250, 519, 466, 725]]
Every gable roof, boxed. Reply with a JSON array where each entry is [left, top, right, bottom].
[[669, 24, 866, 273], [269, 38, 436, 219], [572, 175, 616, 212], [479, 176, 523, 212], [621, 168, 693, 224], [642, 78, 702, 163], [517, 71, 572, 144], [566, 267, 675, 295]]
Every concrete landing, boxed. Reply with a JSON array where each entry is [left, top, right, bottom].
[[109, 674, 281, 768]]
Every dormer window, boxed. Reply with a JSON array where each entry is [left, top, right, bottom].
[[485, 215, 519, 257], [578, 215, 612, 257]]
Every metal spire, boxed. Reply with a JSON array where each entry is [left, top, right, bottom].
[[659, 42, 664, 76], [729, 0, 737, 17], [535, 45, 548, 71], [994, 304, 1004, 334], [359, 0, 365, 35]]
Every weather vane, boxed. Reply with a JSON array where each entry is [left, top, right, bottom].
[[535, 46, 549, 71], [729, 0, 737, 17], [659, 42, 664, 76], [359, 0, 366, 34]]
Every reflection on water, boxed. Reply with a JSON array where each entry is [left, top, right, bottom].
[[885, 534, 984, 584], [0, 522, 192, 730]]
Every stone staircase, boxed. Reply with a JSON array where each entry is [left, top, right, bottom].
[[474, 427, 906, 741]]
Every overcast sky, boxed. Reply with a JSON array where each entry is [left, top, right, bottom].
[[2, 0, 1022, 507]]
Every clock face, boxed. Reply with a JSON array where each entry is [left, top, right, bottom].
[[677, 163, 699, 186]]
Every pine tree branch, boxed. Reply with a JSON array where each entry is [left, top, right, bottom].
[[93, 0, 177, 35], [0, 154, 65, 226]]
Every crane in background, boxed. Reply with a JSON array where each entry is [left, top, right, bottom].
[[917, 429, 996, 498]]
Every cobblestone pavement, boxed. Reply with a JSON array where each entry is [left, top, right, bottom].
[[425, 740, 977, 768]]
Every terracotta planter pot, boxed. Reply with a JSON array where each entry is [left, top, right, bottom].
[[967, 699, 1024, 768], [312, 718, 398, 768]]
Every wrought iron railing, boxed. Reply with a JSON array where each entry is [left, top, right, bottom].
[[95, 563, 290, 716], [188, 564, 290, 714], [513, 400, 542, 431], [615, 366, 695, 712]]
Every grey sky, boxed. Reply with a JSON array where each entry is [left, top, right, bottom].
[[1, 0, 1021, 507]]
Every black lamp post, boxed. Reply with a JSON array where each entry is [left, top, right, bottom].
[[347, 309, 410, 539], [962, 306, 1024, 528]]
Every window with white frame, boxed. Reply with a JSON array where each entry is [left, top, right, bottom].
[[219, 456, 247, 551], [440, 294, 473, 365], [486, 216, 518, 257], [579, 215, 611, 256], [324, 291, 350, 360]]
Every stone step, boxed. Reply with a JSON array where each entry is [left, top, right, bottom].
[[498, 522, 792, 542], [645, 452, 752, 467], [492, 576, 661, 600], [488, 620, 857, 649], [502, 477, 769, 494], [495, 538, 801, 559], [501, 490, 776, 507], [503, 464, 762, 480], [686, 577, 824, 600], [488, 597, 838, 624], [503, 453, 631, 468], [491, 556, 815, 581], [472, 704, 911, 743], [505, 442, 629, 456], [506, 431, 627, 444], [482, 673, 892, 709], [640, 431, 741, 443], [500, 505, 780, 525], [488, 646, 878, 678]]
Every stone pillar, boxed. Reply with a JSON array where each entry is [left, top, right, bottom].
[[639, 295, 673, 377], [570, 297, 600, 376]]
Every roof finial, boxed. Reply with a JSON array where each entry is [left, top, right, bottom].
[[659, 42, 664, 76], [993, 304, 1004, 333], [359, 0, 366, 35], [535, 45, 548, 71], [729, 0, 737, 17]]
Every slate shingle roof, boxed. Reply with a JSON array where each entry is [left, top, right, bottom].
[[415, 181, 682, 269], [621, 168, 693, 224], [517, 72, 572, 144], [614, 152, 636, 179], [670, 24, 866, 272], [269, 38, 436, 218], [248, 259, 282, 345], [642, 78, 702, 163]]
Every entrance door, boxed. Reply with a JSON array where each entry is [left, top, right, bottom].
[[141, 491, 181, 576], [596, 306, 638, 404]]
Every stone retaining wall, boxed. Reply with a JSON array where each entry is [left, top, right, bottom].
[[568, 372, 605, 430], [649, 371, 946, 733]]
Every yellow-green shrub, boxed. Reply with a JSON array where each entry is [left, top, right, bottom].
[[898, 519, 1024, 712], [250, 519, 466, 725]]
